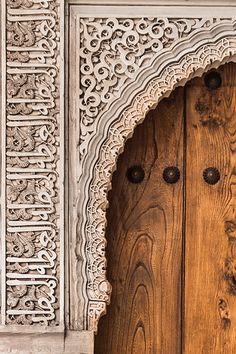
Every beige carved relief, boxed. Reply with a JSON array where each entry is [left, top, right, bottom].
[[2, 0, 63, 327], [79, 17, 221, 160]]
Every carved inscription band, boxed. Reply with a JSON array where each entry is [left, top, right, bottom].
[[1, 0, 63, 327]]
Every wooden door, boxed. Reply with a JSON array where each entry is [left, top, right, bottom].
[[184, 64, 236, 353], [94, 63, 236, 354]]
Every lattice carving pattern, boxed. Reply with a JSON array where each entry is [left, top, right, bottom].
[[79, 17, 222, 159], [4, 0, 62, 326]]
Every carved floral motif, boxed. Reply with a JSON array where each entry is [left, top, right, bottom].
[[79, 17, 221, 158], [4, 0, 62, 326]]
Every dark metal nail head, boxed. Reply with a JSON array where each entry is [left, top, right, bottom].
[[126, 165, 145, 184], [203, 167, 220, 185], [204, 71, 222, 90], [163, 166, 180, 184]]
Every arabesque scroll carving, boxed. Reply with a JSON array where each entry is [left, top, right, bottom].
[[77, 18, 236, 331], [2, 0, 63, 327], [79, 17, 224, 160]]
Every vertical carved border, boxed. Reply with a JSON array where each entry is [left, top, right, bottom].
[[1, 0, 7, 326], [1, 0, 64, 329]]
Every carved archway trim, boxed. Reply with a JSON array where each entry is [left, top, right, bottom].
[[78, 19, 236, 331]]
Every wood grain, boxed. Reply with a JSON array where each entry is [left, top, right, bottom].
[[95, 88, 184, 354], [95, 63, 236, 353], [184, 62, 236, 353]]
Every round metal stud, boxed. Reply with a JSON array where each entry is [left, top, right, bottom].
[[126, 165, 145, 184], [203, 167, 220, 185], [204, 71, 222, 90], [163, 166, 180, 184]]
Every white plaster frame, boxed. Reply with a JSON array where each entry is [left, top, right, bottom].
[[67, 1, 236, 334]]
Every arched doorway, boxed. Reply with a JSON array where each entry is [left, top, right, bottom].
[[95, 62, 236, 353]]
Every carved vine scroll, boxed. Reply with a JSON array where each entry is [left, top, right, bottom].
[[2, 0, 63, 327], [79, 18, 225, 161], [76, 17, 236, 331]]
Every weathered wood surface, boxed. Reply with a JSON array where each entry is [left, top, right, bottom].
[[184, 63, 236, 353], [95, 63, 236, 353], [95, 88, 184, 353]]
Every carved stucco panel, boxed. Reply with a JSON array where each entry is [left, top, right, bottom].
[[76, 17, 236, 331], [79, 17, 230, 162], [1, 0, 64, 328]]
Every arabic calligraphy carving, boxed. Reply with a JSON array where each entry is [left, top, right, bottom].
[[4, 0, 62, 326]]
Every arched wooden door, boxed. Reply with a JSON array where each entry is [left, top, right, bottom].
[[95, 63, 236, 354]]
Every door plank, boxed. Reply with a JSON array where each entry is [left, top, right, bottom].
[[184, 63, 236, 353], [95, 88, 184, 354]]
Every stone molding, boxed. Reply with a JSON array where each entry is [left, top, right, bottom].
[[0, 330, 94, 354], [1, 0, 64, 329]]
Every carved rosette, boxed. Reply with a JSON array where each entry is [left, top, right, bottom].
[[3, 0, 62, 326], [78, 17, 236, 331]]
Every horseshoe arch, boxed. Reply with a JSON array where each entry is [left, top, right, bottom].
[[69, 13, 236, 332]]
